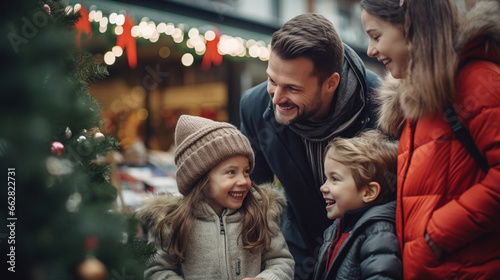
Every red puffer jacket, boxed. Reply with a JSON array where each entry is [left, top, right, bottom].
[[376, 2, 500, 279], [396, 57, 500, 279]]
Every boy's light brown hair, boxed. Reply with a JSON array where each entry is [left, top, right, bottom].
[[325, 130, 399, 204]]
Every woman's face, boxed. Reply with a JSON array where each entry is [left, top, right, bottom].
[[361, 10, 409, 79]]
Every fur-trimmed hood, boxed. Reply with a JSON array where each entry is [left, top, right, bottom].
[[377, 0, 500, 136], [135, 183, 287, 242]]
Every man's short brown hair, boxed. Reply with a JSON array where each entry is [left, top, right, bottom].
[[271, 13, 344, 84]]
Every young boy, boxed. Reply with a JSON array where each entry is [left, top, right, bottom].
[[313, 130, 402, 280]]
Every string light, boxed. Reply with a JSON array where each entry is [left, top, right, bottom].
[[204, 30, 216, 41], [88, 10, 95, 21], [114, 25, 123, 35], [112, 46, 123, 57], [109, 13, 117, 24], [74, 4, 82, 13], [181, 53, 194, 66], [94, 10, 102, 22], [115, 14, 125, 26], [188, 28, 199, 38], [157, 22, 167, 33], [83, 3, 271, 65], [104, 51, 116, 65], [99, 17, 108, 28]]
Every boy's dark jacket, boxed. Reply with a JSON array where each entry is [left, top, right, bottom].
[[313, 201, 401, 280]]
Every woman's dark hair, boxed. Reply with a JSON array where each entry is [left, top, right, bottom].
[[360, 0, 405, 26]]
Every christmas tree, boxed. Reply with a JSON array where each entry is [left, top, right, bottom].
[[1, 1, 153, 279]]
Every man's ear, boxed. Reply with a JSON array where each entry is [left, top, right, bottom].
[[363, 182, 381, 203], [325, 72, 340, 93]]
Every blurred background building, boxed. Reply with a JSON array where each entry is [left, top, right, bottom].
[[64, 0, 477, 211], [69, 0, 387, 153]]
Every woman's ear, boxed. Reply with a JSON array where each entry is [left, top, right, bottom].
[[363, 182, 381, 203]]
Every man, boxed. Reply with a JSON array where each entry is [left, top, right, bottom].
[[239, 13, 380, 279]]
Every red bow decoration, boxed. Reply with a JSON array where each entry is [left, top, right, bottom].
[[201, 29, 222, 70], [117, 14, 137, 69], [74, 4, 92, 47]]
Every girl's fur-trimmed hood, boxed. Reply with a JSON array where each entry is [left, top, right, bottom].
[[377, 0, 500, 136], [135, 183, 287, 241]]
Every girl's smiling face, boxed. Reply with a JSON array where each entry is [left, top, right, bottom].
[[205, 155, 252, 216], [361, 9, 409, 79]]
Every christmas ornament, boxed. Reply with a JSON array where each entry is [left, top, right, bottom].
[[65, 127, 72, 139], [94, 132, 105, 141], [77, 135, 87, 143], [51, 141, 64, 157], [65, 192, 82, 212], [85, 235, 99, 251], [121, 232, 128, 244], [43, 4, 51, 15], [65, 6, 73, 15], [77, 236, 106, 279], [77, 257, 107, 280], [46, 157, 73, 176]]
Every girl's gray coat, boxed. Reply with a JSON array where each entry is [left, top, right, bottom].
[[136, 183, 295, 280]]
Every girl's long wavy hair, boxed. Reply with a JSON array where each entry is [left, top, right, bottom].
[[154, 178, 273, 263], [361, 0, 462, 118]]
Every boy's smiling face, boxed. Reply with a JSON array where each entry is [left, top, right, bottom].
[[320, 157, 368, 220]]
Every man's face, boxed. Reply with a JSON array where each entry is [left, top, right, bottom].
[[266, 51, 337, 125]]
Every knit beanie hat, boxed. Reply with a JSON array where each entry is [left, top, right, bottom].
[[174, 115, 254, 196]]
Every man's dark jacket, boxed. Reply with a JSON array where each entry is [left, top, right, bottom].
[[239, 44, 380, 279]]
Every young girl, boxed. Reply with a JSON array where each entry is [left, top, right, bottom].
[[313, 130, 401, 280], [136, 115, 294, 280], [361, 0, 500, 279]]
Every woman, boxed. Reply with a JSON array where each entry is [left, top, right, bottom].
[[361, 0, 500, 279]]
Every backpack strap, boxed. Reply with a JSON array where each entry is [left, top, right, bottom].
[[445, 107, 489, 173]]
